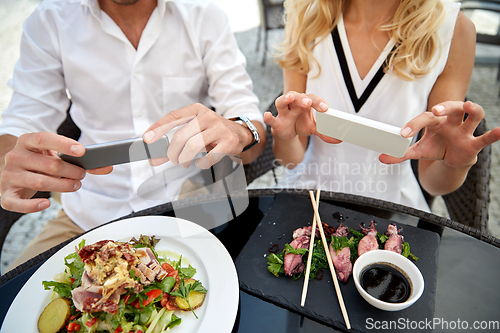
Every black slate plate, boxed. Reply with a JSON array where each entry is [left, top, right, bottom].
[[235, 193, 440, 332]]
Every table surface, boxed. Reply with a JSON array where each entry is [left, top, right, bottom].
[[1, 189, 499, 333]]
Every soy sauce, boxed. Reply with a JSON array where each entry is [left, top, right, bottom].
[[360, 263, 411, 303]]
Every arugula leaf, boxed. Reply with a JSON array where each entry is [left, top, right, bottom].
[[267, 253, 284, 274], [284, 243, 308, 256], [171, 256, 197, 279], [63, 240, 85, 288], [266, 243, 307, 278], [330, 236, 351, 252], [157, 276, 176, 293], [376, 233, 389, 247], [170, 280, 207, 319], [330, 235, 359, 264], [178, 264, 196, 280], [42, 281, 72, 298], [168, 314, 182, 329], [267, 253, 285, 277]]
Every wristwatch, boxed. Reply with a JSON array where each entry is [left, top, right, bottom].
[[229, 116, 260, 152]]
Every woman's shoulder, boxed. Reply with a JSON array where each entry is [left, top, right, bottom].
[[437, 0, 474, 46], [454, 11, 476, 41]]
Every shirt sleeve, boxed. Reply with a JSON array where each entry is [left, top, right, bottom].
[[0, 4, 69, 138], [195, 2, 265, 127]]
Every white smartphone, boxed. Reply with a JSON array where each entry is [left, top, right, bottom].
[[315, 109, 411, 158], [59, 136, 169, 170]]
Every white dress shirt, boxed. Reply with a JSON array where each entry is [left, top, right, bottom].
[[0, 0, 263, 230]]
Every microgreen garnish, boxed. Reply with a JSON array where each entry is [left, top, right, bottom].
[[170, 280, 207, 319]]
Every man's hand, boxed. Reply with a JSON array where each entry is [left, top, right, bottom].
[[0, 132, 110, 213], [143, 103, 261, 169]]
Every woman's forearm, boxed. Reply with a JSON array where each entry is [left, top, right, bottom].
[[273, 134, 308, 168], [418, 159, 472, 197]]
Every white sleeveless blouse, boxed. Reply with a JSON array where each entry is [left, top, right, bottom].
[[276, 0, 460, 211]]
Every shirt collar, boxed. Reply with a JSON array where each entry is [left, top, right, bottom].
[[80, 0, 172, 18]]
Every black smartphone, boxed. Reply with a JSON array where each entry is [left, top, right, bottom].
[[58, 136, 169, 170]]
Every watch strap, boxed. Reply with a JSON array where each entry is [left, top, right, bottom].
[[229, 116, 260, 152]]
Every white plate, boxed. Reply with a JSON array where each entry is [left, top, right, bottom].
[[1, 216, 239, 333]]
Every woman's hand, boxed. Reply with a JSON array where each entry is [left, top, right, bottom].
[[380, 101, 500, 168], [263, 91, 342, 144]]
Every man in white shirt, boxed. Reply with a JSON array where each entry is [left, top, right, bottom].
[[0, 0, 265, 267]]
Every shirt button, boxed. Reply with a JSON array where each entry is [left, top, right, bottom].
[[135, 110, 144, 117]]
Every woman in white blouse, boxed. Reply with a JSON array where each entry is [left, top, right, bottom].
[[265, 0, 500, 210]]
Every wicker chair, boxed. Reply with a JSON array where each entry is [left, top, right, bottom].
[[242, 100, 278, 185], [441, 119, 491, 233]]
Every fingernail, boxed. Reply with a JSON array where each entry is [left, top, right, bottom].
[[319, 102, 328, 111], [143, 131, 155, 143], [302, 98, 312, 107], [38, 201, 50, 210], [74, 181, 81, 190], [434, 104, 445, 115], [70, 145, 84, 155], [285, 93, 291, 100], [401, 127, 412, 137]]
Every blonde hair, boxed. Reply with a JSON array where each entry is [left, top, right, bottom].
[[276, 0, 446, 81]]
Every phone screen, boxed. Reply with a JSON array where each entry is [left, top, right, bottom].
[[59, 137, 169, 169]]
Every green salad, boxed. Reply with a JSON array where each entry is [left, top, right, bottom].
[[39, 235, 207, 333]]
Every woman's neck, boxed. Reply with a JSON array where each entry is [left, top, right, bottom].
[[341, 0, 400, 80], [343, 0, 400, 30]]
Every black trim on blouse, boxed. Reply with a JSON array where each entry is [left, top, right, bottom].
[[331, 26, 395, 113]]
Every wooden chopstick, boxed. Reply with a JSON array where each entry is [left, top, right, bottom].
[[300, 189, 320, 307], [308, 190, 351, 330]]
